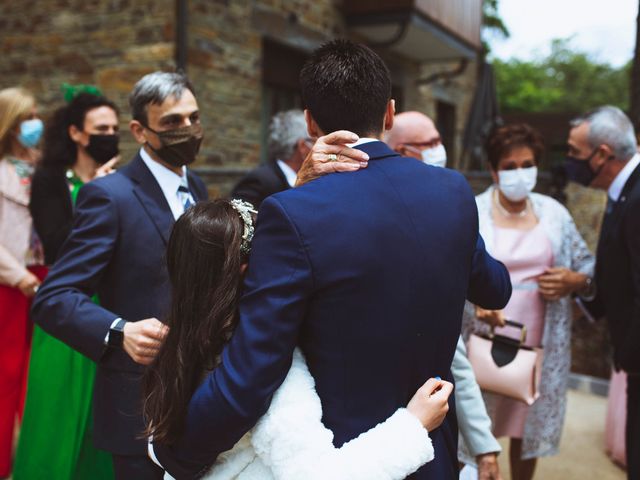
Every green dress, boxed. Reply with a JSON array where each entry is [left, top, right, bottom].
[[13, 173, 113, 479]]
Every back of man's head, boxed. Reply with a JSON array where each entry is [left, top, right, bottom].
[[571, 105, 637, 161], [300, 39, 391, 137], [268, 109, 307, 163]]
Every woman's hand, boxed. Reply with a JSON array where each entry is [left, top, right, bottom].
[[537, 267, 588, 301], [295, 131, 369, 187], [475, 306, 506, 328], [406, 377, 454, 431], [93, 156, 119, 179], [17, 271, 41, 298]]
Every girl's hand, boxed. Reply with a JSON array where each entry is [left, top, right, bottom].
[[406, 377, 454, 431], [475, 306, 506, 328]]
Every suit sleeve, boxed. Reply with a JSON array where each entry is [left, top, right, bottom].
[[29, 169, 73, 264], [154, 195, 314, 477], [30, 181, 120, 363], [451, 337, 501, 458], [620, 197, 640, 369], [467, 234, 512, 310]]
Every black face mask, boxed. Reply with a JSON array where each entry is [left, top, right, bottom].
[[86, 134, 120, 165], [144, 123, 203, 168], [564, 147, 604, 187]]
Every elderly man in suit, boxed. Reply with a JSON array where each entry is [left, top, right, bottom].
[[566, 106, 640, 480], [232, 109, 310, 209], [155, 39, 511, 480]]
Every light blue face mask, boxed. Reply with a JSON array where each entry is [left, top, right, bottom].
[[17, 119, 44, 148]]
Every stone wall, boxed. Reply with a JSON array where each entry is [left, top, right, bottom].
[[1, 0, 479, 197], [0, 0, 175, 157]]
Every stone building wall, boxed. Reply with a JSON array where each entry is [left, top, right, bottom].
[[0, 0, 175, 156], [0, 1, 479, 197]]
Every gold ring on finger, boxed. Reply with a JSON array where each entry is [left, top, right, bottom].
[[327, 153, 338, 162]]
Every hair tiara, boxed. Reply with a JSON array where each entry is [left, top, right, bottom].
[[229, 199, 257, 255]]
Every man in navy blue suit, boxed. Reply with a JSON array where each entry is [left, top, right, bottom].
[[31, 72, 210, 479], [155, 40, 511, 479]]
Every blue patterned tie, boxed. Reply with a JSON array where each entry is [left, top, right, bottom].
[[177, 180, 194, 212]]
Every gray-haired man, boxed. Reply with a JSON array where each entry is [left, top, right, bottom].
[[32, 71, 209, 478], [232, 109, 310, 208], [566, 106, 640, 479]]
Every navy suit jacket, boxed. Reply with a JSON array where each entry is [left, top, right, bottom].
[[31, 154, 208, 455], [155, 142, 511, 478]]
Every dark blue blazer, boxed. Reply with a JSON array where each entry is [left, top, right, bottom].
[[31, 154, 208, 455], [155, 142, 511, 479]]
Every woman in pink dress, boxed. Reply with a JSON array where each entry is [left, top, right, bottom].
[[464, 124, 595, 480]]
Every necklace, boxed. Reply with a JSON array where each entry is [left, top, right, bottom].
[[493, 190, 529, 218]]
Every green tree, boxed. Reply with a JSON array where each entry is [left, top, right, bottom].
[[494, 39, 630, 113], [482, 0, 509, 55]]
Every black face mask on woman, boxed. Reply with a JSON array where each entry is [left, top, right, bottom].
[[144, 123, 204, 168], [86, 134, 120, 165]]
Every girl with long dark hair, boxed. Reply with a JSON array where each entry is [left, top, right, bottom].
[[145, 199, 454, 479]]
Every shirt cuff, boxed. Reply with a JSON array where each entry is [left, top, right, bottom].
[[104, 317, 124, 346]]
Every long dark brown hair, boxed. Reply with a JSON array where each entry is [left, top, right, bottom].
[[143, 199, 248, 444]]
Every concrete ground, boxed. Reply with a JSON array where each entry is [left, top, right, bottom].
[[494, 389, 626, 479]]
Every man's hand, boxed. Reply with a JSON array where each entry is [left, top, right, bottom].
[[295, 131, 369, 187], [17, 271, 41, 298], [123, 318, 168, 365], [475, 306, 506, 328], [477, 452, 502, 480], [538, 267, 587, 301], [93, 156, 119, 179]]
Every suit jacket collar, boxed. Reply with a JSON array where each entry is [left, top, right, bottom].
[[618, 161, 640, 202], [269, 161, 291, 190], [353, 141, 401, 161], [121, 154, 175, 245], [598, 163, 640, 257]]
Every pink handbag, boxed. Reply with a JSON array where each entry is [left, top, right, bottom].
[[466, 320, 543, 405]]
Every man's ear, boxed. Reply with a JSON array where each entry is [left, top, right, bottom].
[[383, 99, 396, 132], [129, 120, 148, 145], [304, 109, 322, 138]]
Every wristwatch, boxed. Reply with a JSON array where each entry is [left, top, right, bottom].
[[108, 318, 127, 349]]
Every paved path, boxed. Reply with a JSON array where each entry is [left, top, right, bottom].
[[494, 389, 626, 479]]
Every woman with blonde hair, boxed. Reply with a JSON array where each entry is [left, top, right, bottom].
[[0, 87, 46, 478]]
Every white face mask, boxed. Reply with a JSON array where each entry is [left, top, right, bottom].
[[421, 144, 447, 168], [497, 167, 538, 202]]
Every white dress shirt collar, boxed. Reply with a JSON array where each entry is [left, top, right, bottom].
[[347, 137, 379, 148], [276, 159, 297, 188], [139, 147, 189, 220], [609, 153, 640, 201]]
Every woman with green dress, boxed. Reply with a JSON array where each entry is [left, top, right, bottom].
[[13, 90, 120, 479]]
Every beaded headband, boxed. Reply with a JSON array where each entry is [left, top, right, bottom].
[[230, 199, 257, 255]]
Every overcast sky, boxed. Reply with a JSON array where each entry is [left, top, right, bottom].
[[488, 0, 638, 66]]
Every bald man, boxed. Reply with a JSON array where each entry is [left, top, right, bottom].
[[385, 111, 448, 167], [387, 111, 503, 479]]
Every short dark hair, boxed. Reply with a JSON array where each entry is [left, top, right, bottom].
[[485, 123, 545, 170], [300, 39, 392, 137], [41, 93, 119, 169]]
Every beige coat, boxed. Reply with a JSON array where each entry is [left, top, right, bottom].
[[0, 157, 33, 286]]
